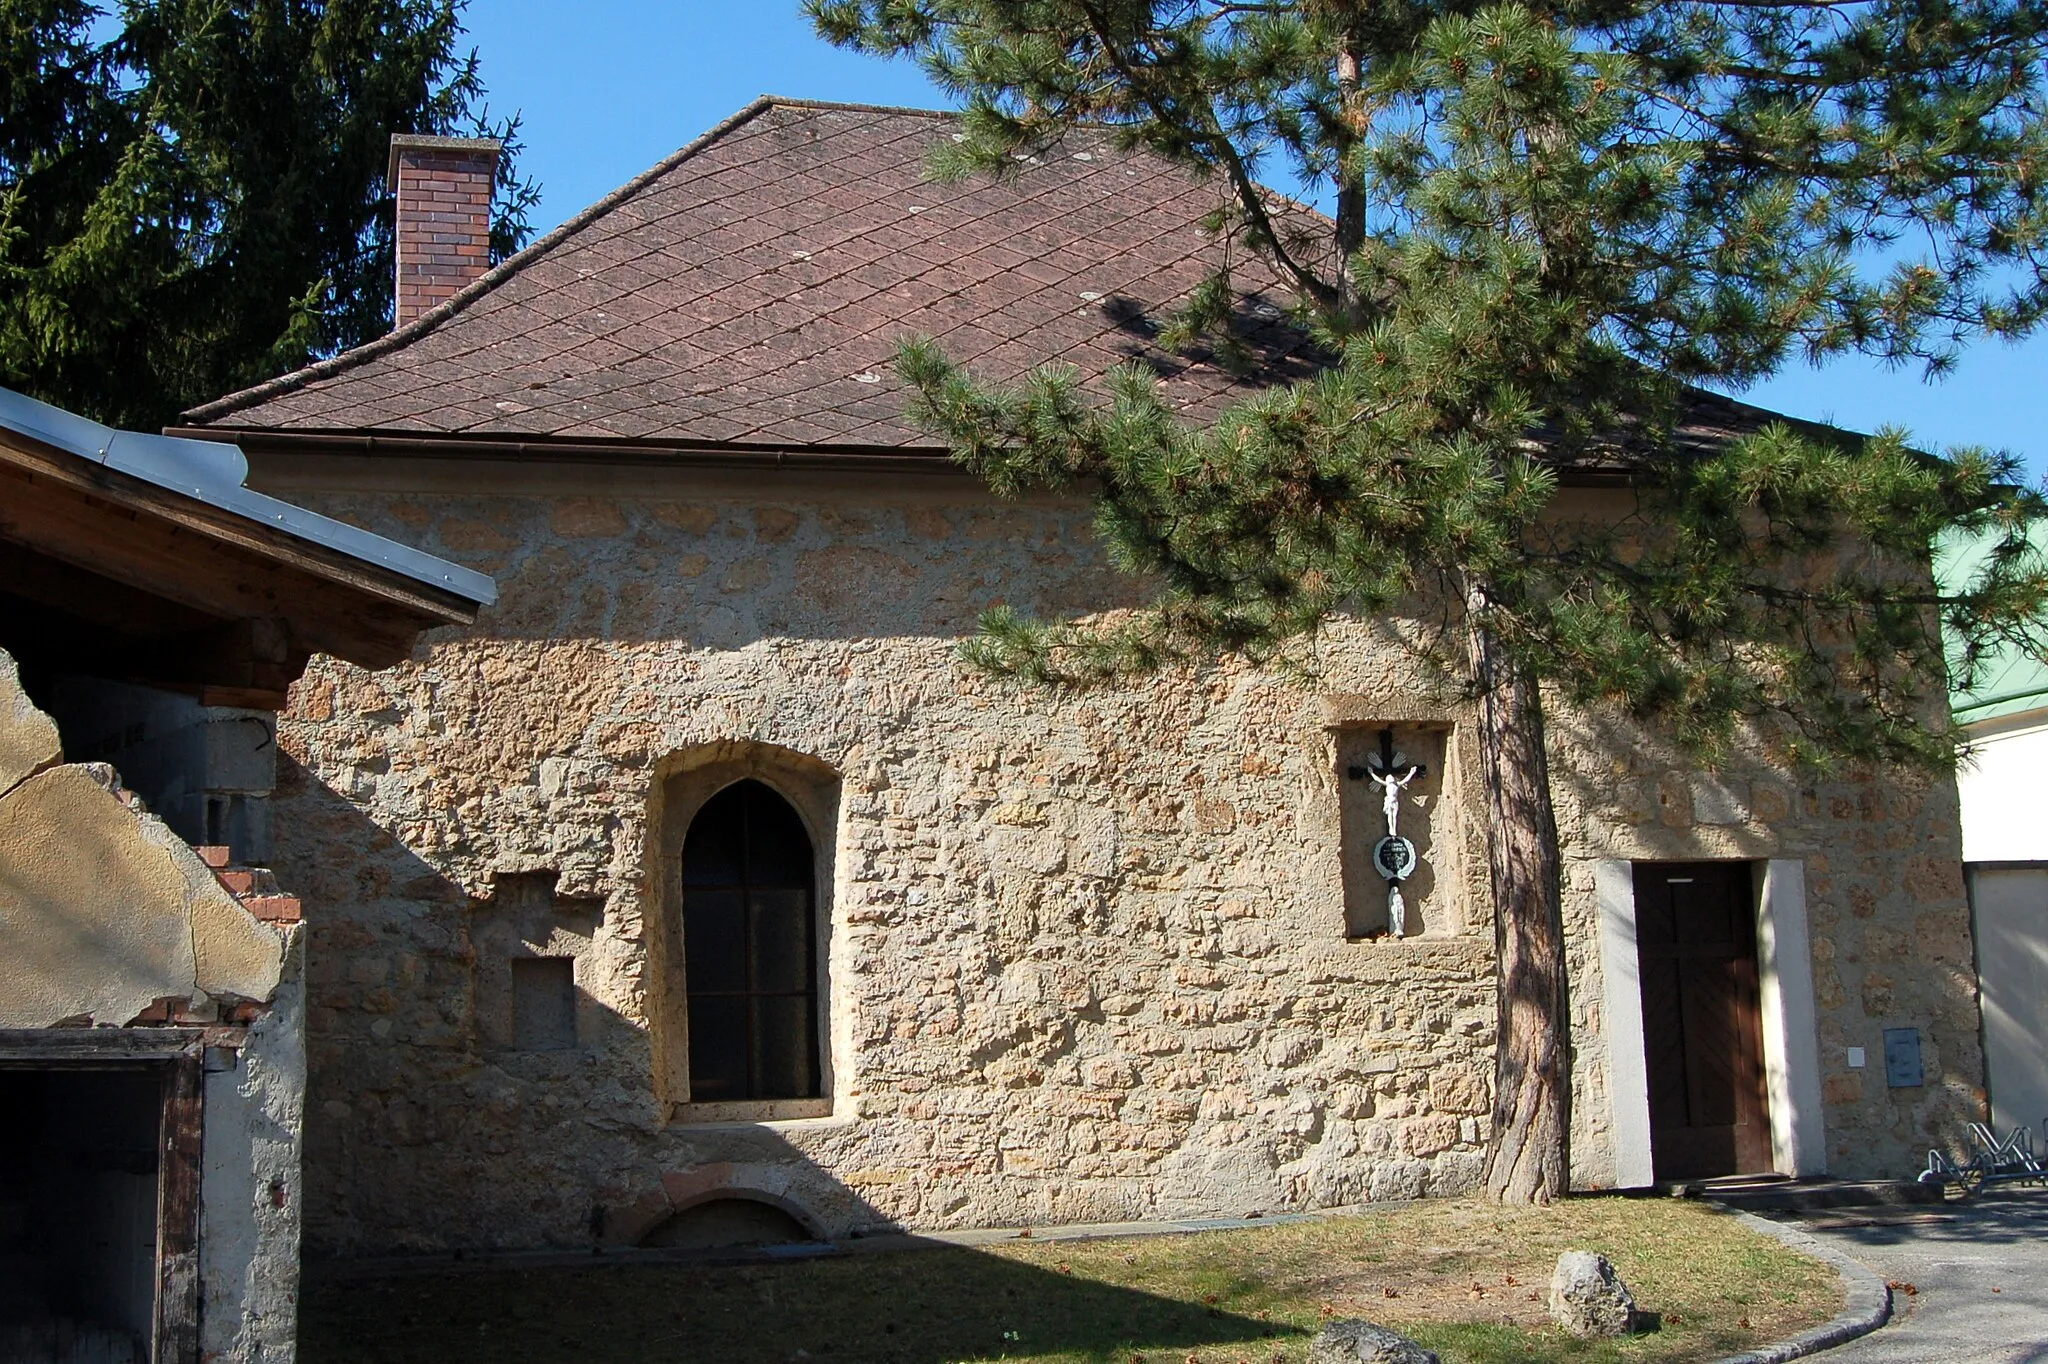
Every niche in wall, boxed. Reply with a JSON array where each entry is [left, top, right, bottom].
[[1335, 723, 1460, 938], [472, 870, 604, 1054]]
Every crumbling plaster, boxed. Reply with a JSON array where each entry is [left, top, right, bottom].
[[0, 750, 284, 1028], [0, 647, 304, 1362], [249, 464, 1984, 1255], [201, 930, 305, 1364]]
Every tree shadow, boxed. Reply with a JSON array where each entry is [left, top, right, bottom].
[[1097, 289, 1329, 391], [300, 1235, 1308, 1364], [1774, 1189, 2048, 1250]]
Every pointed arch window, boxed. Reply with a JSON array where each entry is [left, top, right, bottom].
[[681, 780, 821, 1101]]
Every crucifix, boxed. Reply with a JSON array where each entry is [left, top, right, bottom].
[[1356, 728, 1425, 938]]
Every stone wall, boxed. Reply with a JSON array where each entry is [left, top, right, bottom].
[[256, 466, 1984, 1256]]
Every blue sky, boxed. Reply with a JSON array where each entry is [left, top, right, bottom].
[[463, 1, 2044, 480]]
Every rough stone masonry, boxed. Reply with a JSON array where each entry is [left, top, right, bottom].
[[260, 467, 1985, 1258]]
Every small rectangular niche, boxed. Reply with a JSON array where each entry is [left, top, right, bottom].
[[511, 957, 578, 1051], [1337, 723, 1458, 939]]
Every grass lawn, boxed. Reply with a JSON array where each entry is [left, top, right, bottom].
[[302, 1196, 1839, 1364]]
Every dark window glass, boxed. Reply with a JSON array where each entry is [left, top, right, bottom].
[[686, 996, 749, 1102], [684, 889, 746, 996], [681, 780, 822, 1101], [750, 889, 812, 994]]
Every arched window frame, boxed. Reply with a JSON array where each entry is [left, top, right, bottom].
[[649, 744, 839, 1122]]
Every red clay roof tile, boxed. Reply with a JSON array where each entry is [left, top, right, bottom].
[[183, 98, 1323, 447]]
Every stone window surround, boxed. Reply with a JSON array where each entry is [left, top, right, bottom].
[[647, 742, 841, 1124], [1595, 857, 1827, 1187]]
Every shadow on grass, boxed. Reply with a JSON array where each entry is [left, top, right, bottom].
[[302, 1242, 1309, 1364]]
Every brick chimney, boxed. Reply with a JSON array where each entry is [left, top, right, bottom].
[[388, 134, 501, 329]]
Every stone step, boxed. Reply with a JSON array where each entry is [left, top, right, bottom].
[[1671, 1175, 1944, 1211]]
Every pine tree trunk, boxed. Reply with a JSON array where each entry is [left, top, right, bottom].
[[1466, 581, 1571, 1205], [1333, 41, 1366, 325]]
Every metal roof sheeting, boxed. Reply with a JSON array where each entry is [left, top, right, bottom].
[[1937, 523, 2048, 726], [0, 386, 495, 607]]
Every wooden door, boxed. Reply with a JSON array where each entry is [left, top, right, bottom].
[[1635, 862, 1775, 1180]]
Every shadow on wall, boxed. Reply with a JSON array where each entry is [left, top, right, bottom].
[[273, 753, 900, 1262], [300, 1234, 1305, 1364], [305, 492, 1154, 649]]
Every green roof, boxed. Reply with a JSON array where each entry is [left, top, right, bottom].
[[1937, 523, 2048, 724]]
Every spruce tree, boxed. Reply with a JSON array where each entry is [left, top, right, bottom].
[[0, 0, 539, 430], [813, 0, 2048, 1202]]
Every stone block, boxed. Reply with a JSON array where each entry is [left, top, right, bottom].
[[1690, 777, 1746, 826], [1654, 773, 1693, 827]]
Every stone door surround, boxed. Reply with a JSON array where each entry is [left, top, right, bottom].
[[1596, 858, 1827, 1187]]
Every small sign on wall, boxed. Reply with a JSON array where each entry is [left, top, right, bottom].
[[1882, 1027, 1924, 1088]]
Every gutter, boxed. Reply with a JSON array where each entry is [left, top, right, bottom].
[[164, 425, 973, 478], [166, 425, 1666, 489]]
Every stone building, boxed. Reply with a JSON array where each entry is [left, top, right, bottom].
[[173, 98, 1986, 1260], [0, 388, 489, 1360]]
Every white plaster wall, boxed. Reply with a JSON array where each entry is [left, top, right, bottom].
[[1958, 711, 2048, 862], [200, 929, 304, 1364], [1970, 867, 2048, 1138], [1756, 860, 1827, 1177]]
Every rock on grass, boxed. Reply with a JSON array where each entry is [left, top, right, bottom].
[[1548, 1249, 1642, 1337], [1309, 1319, 1441, 1363]]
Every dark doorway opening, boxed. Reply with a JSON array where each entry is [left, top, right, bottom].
[[0, 1070, 164, 1364], [1634, 862, 1776, 1181]]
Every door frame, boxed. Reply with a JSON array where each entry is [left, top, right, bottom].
[[1594, 859, 1827, 1187], [0, 1027, 206, 1364]]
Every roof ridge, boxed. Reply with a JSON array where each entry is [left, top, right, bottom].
[[183, 94, 803, 425], [760, 94, 955, 120]]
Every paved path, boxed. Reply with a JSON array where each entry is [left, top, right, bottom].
[[1771, 1193, 2048, 1363]]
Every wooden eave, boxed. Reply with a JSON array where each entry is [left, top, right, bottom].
[[0, 428, 483, 696]]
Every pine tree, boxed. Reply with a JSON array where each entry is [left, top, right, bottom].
[[812, 0, 2048, 1202], [0, 0, 539, 430]]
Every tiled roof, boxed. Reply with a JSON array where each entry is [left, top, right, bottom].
[[183, 98, 1331, 447]]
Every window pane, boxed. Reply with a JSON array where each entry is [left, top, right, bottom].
[[688, 996, 749, 1101], [684, 889, 746, 995], [752, 994, 818, 1099], [682, 786, 747, 886], [742, 785, 814, 887], [750, 889, 813, 994]]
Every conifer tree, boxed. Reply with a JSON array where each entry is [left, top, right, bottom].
[[0, 0, 539, 429], [814, 0, 2048, 1202]]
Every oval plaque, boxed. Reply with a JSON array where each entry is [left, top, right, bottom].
[[1372, 835, 1417, 882]]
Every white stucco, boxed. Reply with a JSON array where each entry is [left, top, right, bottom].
[[1957, 710, 2048, 863], [1969, 867, 2048, 1138], [1756, 859, 1827, 1177], [200, 931, 304, 1364], [1595, 860, 1656, 1189]]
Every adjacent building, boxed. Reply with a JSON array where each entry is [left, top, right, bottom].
[[1941, 527, 2048, 1140], [0, 388, 490, 1362]]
